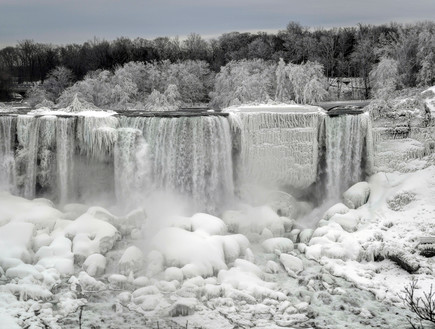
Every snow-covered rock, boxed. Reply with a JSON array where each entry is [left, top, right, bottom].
[[64, 210, 120, 260], [279, 254, 304, 275], [35, 236, 74, 275], [108, 274, 128, 288], [262, 237, 294, 253], [151, 227, 248, 278], [83, 254, 106, 276], [343, 182, 370, 209], [329, 212, 359, 232], [164, 267, 184, 282], [190, 213, 227, 235], [118, 246, 145, 275], [265, 260, 280, 274], [0, 222, 34, 263], [323, 203, 350, 220], [299, 229, 313, 244]]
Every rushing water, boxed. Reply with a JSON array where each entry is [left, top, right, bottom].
[[324, 113, 373, 200], [0, 109, 374, 213]]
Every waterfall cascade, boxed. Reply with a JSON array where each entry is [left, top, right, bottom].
[[0, 116, 16, 191], [120, 116, 234, 212], [324, 113, 373, 200], [0, 112, 234, 213], [0, 106, 376, 213], [229, 108, 323, 192]]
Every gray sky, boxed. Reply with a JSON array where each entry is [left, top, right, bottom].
[[0, 0, 434, 47]]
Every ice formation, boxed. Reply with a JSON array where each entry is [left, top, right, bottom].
[[228, 106, 323, 191], [324, 113, 374, 201], [0, 99, 435, 329]]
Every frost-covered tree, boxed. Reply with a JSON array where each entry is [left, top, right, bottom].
[[416, 27, 435, 86], [210, 59, 276, 108], [275, 58, 292, 102], [287, 61, 328, 104], [369, 57, 399, 99], [43, 66, 75, 100], [145, 84, 182, 111], [164, 84, 182, 109]]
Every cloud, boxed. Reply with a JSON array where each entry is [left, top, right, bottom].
[[0, 0, 434, 46]]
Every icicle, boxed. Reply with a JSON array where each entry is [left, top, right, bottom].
[[76, 116, 119, 160]]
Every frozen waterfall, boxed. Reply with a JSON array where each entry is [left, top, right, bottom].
[[0, 116, 16, 191], [120, 116, 234, 213], [56, 117, 76, 204], [324, 113, 373, 200], [0, 106, 375, 213], [229, 107, 323, 193]]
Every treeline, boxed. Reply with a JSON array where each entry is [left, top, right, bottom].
[[0, 21, 434, 103]]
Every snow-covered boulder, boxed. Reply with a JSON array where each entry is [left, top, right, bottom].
[[5, 263, 42, 280], [262, 238, 294, 253], [323, 203, 350, 220], [265, 260, 280, 274], [118, 246, 145, 275], [164, 267, 184, 282], [191, 213, 227, 235], [64, 210, 120, 260], [222, 206, 285, 235], [329, 212, 359, 232], [35, 236, 74, 275], [0, 222, 34, 263], [0, 192, 63, 231], [299, 229, 313, 244], [280, 254, 304, 275], [169, 297, 198, 317], [83, 254, 106, 277], [342, 182, 370, 209], [108, 274, 128, 288], [151, 227, 248, 278], [75, 271, 105, 291], [307, 223, 361, 260]]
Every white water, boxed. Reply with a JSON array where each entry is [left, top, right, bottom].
[[1, 109, 375, 212], [121, 116, 234, 213], [17, 115, 41, 199], [0, 116, 16, 191], [114, 128, 150, 206], [56, 117, 76, 204], [324, 113, 373, 200]]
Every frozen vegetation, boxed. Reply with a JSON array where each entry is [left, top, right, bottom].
[[0, 87, 434, 328]]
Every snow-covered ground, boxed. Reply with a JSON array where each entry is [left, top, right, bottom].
[[1, 158, 434, 328]]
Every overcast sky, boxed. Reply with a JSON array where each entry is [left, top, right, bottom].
[[0, 0, 434, 47]]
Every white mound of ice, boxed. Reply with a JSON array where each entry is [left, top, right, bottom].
[[343, 182, 370, 209]]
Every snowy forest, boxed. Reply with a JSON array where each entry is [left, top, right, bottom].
[[1, 21, 435, 108]]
